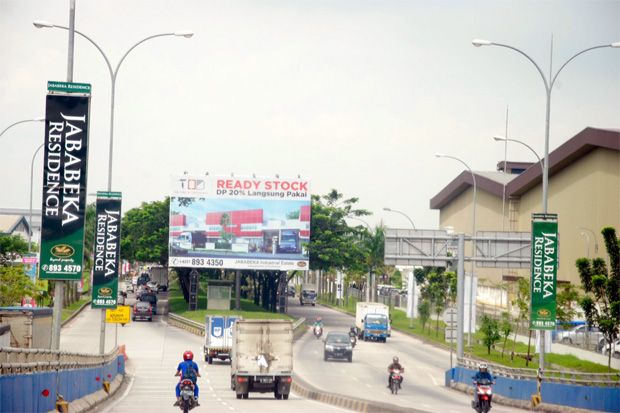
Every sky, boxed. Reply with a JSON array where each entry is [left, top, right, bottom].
[[1, 0, 619, 230]]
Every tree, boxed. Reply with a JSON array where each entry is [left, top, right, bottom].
[[418, 299, 431, 332], [121, 198, 170, 265], [575, 227, 620, 371], [480, 314, 501, 355], [556, 283, 581, 328], [510, 277, 530, 361], [0, 266, 35, 306], [0, 234, 28, 266], [499, 311, 512, 358], [83, 203, 96, 270], [427, 271, 449, 337]]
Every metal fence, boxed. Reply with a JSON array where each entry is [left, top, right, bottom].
[[0, 346, 119, 375]]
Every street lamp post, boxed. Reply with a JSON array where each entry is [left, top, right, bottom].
[[435, 153, 477, 346], [29, 143, 45, 253], [383, 207, 416, 230], [579, 231, 590, 259], [492, 136, 543, 172], [473, 37, 619, 370], [0, 118, 45, 139], [34, 20, 193, 355]]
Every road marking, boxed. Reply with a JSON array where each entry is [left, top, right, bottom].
[[99, 374, 135, 413], [222, 401, 228, 406], [428, 373, 438, 386], [352, 376, 359, 382]]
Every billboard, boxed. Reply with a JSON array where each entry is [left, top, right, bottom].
[[39, 85, 91, 280], [169, 175, 311, 270], [530, 213, 558, 330], [91, 192, 122, 309]]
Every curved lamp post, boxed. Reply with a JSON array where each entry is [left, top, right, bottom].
[[492, 136, 543, 172], [33, 20, 193, 192], [435, 153, 477, 346], [474, 37, 619, 370], [383, 207, 416, 230], [1, 118, 45, 139]]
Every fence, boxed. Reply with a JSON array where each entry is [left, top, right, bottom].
[[0, 346, 124, 412]]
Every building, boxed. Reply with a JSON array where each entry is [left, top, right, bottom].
[[0, 208, 40, 244], [0, 214, 33, 241], [430, 127, 620, 286]]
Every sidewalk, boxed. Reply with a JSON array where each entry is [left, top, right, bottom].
[[513, 333, 620, 370]]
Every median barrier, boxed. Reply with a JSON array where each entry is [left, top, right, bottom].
[[0, 347, 125, 413], [446, 363, 620, 413]]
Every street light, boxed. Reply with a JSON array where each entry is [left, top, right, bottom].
[[28, 143, 45, 253], [383, 207, 416, 230], [579, 231, 590, 259], [34, 20, 193, 355], [578, 226, 599, 254], [33, 20, 194, 192], [474, 37, 619, 369], [0, 118, 45, 139], [492, 136, 543, 172], [435, 153, 477, 346]]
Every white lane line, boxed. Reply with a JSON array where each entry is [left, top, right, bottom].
[[229, 408, 234, 411], [428, 373, 438, 386], [222, 401, 228, 406], [352, 376, 359, 382], [99, 374, 135, 413]]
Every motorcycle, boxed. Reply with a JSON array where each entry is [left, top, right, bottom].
[[178, 379, 197, 413], [313, 325, 323, 339], [349, 332, 357, 348], [472, 378, 494, 413], [389, 368, 403, 395]]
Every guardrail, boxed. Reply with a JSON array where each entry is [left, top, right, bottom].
[[0, 346, 119, 375], [458, 357, 620, 386], [168, 312, 306, 337]]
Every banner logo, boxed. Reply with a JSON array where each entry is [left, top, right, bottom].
[[98, 287, 113, 297], [51, 244, 75, 258]]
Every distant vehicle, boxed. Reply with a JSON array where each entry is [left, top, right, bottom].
[[117, 291, 127, 306], [149, 266, 169, 291], [140, 293, 158, 315], [147, 281, 159, 292], [602, 338, 620, 359], [132, 301, 153, 321], [137, 273, 150, 287], [299, 284, 317, 306], [356, 302, 390, 342], [204, 315, 241, 364], [136, 285, 151, 300], [556, 324, 604, 347], [323, 332, 353, 362], [286, 286, 295, 297], [125, 283, 134, 293]]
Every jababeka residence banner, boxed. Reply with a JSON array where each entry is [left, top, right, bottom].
[[39, 86, 91, 280], [530, 214, 558, 330], [91, 192, 122, 309]]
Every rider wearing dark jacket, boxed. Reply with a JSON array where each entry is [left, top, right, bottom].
[[387, 356, 404, 387]]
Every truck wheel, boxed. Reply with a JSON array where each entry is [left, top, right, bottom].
[[348, 355, 352, 363], [283, 394, 289, 400], [242, 393, 249, 399], [207, 356, 213, 365], [236, 394, 242, 399], [300, 302, 303, 306], [274, 391, 282, 399], [312, 303, 316, 306]]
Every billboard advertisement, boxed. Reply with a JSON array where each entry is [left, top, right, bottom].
[[530, 213, 558, 330], [91, 192, 122, 309], [39, 85, 91, 280], [169, 175, 311, 270]]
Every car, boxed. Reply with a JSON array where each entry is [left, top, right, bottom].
[[147, 281, 159, 292], [117, 291, 127, 306], [286, 286, 295, 297], [125, 283, 134, 293], [140, 293, 158, 314], [132, 301, 153, 321], [136, 285, 152, 300], [323, 332, 353, 362], [556, 324, 604, 347], [601, 338, 620, 359], [137, 273, 150, 287]]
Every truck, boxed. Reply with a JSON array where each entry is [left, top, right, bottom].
[[0, 307, 52, 348], [299, 284, 317, 306], [148, 266, 169, 291], [355, 302, 390, 342], [204, 315, 241, 364], [230, 319, 293, 400]]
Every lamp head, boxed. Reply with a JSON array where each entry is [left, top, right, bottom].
[[174, 30, 194, 38], [434, 153, 446, 158], [492, 136, 506, 142], [472, 39, 492, 47], [33, 20, 54, 28], [383, 207, 391, 211], [34, 117, 45, 121], [611, 42, 620, 48]]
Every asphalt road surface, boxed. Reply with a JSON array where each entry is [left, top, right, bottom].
[[288, 297, 526, 413], [60, 295, 348, 413]]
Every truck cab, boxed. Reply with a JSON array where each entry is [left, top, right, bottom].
[[362, 313, 389, 342], [299, 288, 317, 306]]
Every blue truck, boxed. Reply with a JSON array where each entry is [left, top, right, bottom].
[[355, 302, 390, 342]]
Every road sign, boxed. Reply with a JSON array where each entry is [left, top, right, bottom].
[[105, 306, 130, 324], [445, 327, 457, 342], [443, 307, 458, 324], [475, 231, 531, 268], [384, 229, 453, 267], [47, 80, 92, 94]]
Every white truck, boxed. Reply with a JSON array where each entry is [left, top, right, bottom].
[[230, 319, 293, 400], [355, 302, 391, 342], [204, 315, 241, 364], [0, 307, 52, 348], [299, 284, 317, 306]]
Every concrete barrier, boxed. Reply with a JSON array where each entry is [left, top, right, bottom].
[[446, 366, 620, 413]]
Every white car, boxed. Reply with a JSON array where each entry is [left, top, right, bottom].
[[601, 338, 620, 359]]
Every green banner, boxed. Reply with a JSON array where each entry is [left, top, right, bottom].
[[91, 192, 122, 309], [39, 94, 91, 280], [530, 214, 558, 330], [47, 81, 92, 94]]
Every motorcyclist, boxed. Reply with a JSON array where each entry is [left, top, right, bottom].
[[313, 316, 323, 328], [349, 326, 357, 337], [173, 350, 201, 407], [387, 356, 404, 388], [472, 362, 493, 405]]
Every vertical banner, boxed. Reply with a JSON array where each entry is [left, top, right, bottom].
[[91, 192, 122, 309], [39, 83, 91, 280], [530, 213, 558, 330]]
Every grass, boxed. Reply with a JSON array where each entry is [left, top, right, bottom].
[[319, 297, 618, 374], [168, 283, 291, 323], [61, 297, 90, 322]]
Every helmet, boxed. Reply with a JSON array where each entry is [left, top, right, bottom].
[[183, 351, 194, 361], [316, 316, 322, 321], [392, 356, 399, 363], [478, 362, 488, 371]]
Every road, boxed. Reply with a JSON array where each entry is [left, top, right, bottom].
[[60, 293, 348, 413], [288, 297, 526, 413]]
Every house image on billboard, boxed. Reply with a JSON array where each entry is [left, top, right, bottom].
[[170, 205, 310, 256]]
